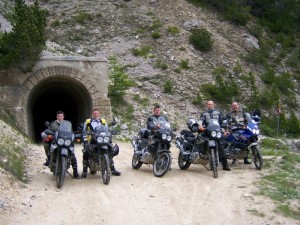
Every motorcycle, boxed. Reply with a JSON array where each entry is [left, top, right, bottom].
[[223, 112, 263, 170], [131, 121, 173, 177], [43, 120, 79, 188], [175, 118, 223, 178], [83, 122, 118, 185]]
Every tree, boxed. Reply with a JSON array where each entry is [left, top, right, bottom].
[[0, 0, 47, 72]]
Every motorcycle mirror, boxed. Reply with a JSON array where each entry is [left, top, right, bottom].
[[44, 121, 50, 128]]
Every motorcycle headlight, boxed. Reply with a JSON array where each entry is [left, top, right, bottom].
[[57, 138, 64, 146], [211, 131, 217, 137], [216, 132, 222, 138], [167, 135, 172, 142], [162, 134, 167, 140], [104, 137, 110, 143], [97, 137, 104, 143], [65, 139, 71, 146], [253, 129, 260, 135]]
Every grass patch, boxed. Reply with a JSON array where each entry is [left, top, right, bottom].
[[131, 45, 152, 58], [256, 150, 300, 220], [247, 209, 265, 217]]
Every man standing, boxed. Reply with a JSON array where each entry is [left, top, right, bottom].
[[41, 111, 80, 179], [226, 102, 251, 164], [200, 101, 231, 171], [81, 108, 121, 178]]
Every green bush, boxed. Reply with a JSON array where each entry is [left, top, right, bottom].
[[73, 12, 93, 24], [167, 26, 180, 35], [154, 59, 168, 70], [189, 28, 213, 52], [131, 45, 152, 58], [225, 2, 250, 26], [151, 31, 161, 39], [163, 80, 173, 93], [179, 59, 189, 69], [0, 0, 47, 72]]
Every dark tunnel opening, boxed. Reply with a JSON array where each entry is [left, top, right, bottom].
[[27, 76, 93, 142]]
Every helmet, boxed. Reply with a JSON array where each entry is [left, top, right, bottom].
[[187, 119, 199, 132]]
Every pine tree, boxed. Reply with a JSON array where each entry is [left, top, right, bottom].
[[0, 0, 46, 72]]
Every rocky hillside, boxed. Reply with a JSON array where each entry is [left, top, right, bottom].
[[0, 0, 298, 134]]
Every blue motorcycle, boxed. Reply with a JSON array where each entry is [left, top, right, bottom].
[[223, 112, 263, 170]]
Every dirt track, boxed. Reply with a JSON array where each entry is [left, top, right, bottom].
[[0, 142, 298, 225]]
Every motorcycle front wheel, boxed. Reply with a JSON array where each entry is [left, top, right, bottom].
[[132, 155, 143, 169], [178, 152, 191, 170], [153, 152, 171, 177], [252, 146, 263, 170], [209, 148, 218, 178], [56, 154, 66, 188], [100, 154, 111, 185]]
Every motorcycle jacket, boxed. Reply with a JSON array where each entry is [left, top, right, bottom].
[[201, 109, 223, 127], [147, 115, 168, 131], [226, 110, 247, 126], [82, 117, 107, 141]]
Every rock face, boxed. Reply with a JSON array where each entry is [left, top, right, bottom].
[[0, 0, 298, 137]]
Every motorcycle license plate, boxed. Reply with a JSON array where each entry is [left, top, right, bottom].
[[208, 140, 215, 147]]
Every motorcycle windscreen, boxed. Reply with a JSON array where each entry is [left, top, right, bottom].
[[94, 124, 110, 136], [57, 120, 73, 139], [206, 119, 221, 132]]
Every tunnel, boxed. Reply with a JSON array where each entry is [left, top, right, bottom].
[[27, 75, 93, 142]]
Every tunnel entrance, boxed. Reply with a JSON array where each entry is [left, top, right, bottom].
[[27, 75, 92, 142]]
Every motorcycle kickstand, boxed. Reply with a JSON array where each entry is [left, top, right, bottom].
[[67, 171, 73, 178], [204, 165, 211, 171]]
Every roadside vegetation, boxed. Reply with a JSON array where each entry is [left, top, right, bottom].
[[259, 138, 300, 220]]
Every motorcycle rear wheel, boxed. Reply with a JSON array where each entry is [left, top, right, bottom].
[[153, 152, 171, 177], [56, 155, 66, 188], [178, 152, 191, 170], [210, 149, 218, 178], [252, 146, 263, 170], [100, 154, 111, 185], [132, 155, 143, 169]]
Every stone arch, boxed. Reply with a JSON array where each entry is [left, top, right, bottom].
[[23, 66, 111, 141]]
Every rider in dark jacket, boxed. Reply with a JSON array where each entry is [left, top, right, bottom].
[[226, 102, 251, 164], [147, 105, 169, 132], [200, 101, 231, 171], [41, 111, 80, 179]]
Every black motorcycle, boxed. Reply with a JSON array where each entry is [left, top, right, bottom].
[[175, 118, 222, 178], [44, 120, 78, 188], [131, 121, 173, 177], [83, 123, 116, 185]]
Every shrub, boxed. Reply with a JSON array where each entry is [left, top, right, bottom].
[[73, 12, 93, 24], [151, 31, 161, 39], [0, 0, 47, 72], [131, 45, 152, 58], [154, 59, 168, 70], [189, 28, 213, 52], [167, 26, 180, 35], [163, 80, 173, 93]]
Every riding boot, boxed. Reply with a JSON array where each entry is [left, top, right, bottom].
[[43, 155, 50, 166], [73, 167, 80, 179], [222, 158, 231, 171], [244, 156, 251, 164], [111, 164, 121, 176], [81, 162, 88, 179]]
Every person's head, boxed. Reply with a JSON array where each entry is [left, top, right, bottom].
[[56, 111, 65, 122], [231, 102, 239, 112], [207, 101, 214, 110], [153, 105, 161, 116], [92, 108, 100, 119]]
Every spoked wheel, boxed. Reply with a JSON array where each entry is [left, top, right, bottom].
[[132, 154, 143, 169], [100, 154, 111, 185], [178, 152, 191, 170], [56, 154, 66, 188], [153, 152, 171, 177], [210, 148, 218, 178], [252, 146, 263, 170]]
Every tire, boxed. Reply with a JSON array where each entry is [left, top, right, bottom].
[[210, 148, 218, 178], [90, 170, 96, 175], [178, 152, 191, 170], [100, 154, 111, 185], [153, 152, 171, 177], [132, 155, 143, 169], [56, 155, 66, 188], [252, 146, 263, 170]]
